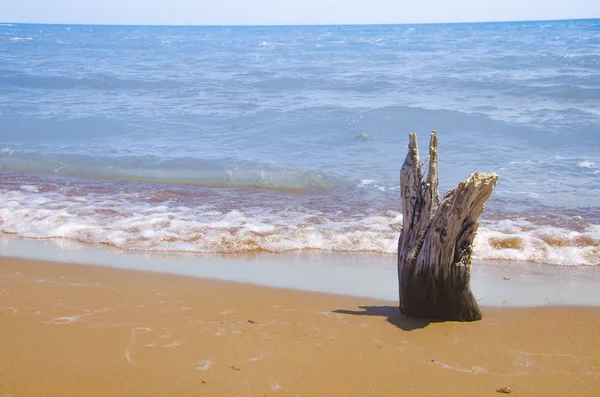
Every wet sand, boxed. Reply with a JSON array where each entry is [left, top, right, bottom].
[[1, 256, 599, 396]]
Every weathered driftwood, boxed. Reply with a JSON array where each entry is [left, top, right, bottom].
[[398, 131, 498, 322]]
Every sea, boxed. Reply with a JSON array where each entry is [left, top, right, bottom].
[[0, 19, 599, 267]]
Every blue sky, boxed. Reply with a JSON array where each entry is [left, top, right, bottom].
[[2, 0, 599, 25]]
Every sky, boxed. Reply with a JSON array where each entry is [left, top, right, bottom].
[[1, 0, 599, 25]]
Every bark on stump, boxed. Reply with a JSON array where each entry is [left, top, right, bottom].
[[398, 131, 498, 322]]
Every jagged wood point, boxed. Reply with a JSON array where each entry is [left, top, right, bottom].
[[397, 131, 498, 322]]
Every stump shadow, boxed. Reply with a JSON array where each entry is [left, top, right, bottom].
[[332, 306, 439, 331]]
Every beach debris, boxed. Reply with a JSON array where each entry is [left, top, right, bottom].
[[231, 365, 241, 371], [202, 380, 207, 384], [248, 319, 256, 324], [496, 386, 512, 394], [503, 277, 510, 280], [397, 131, 498, 322]]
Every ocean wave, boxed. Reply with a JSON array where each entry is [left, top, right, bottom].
[[0, 153, 340, 191], [0, 186, 402, 254], [475, 220, 599, 266], [0, 180, 597, 266], [0, 72, 184, 90]]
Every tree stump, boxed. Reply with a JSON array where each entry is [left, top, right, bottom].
[[397, 131, 498, 321]]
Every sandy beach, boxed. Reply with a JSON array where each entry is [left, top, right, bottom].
[[1, 256, 599, 396]]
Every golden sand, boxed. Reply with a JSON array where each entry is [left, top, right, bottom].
[[1, 256, 599, 396]]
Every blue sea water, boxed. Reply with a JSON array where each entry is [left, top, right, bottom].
[[0, 20, 599, 265]]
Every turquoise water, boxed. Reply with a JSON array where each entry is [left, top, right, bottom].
[[0, 20, 599, 265]]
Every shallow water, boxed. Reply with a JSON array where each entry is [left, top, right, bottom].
[[1, 20, 599, 265], [2, 235, 600, 306]]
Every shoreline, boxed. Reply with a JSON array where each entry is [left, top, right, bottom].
[[1, 233, 600, 307], [2, 256, 600, 396]]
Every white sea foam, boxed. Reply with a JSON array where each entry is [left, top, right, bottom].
[[0, 186, 404, 255], [358, 179, 386, 191], [0, 183, 598, 266], [19, 185, 40, 192], [8, 37, 33, 41], [358, 179, 375, 186], [577, 160, 596, 169], [475, 220, 599, 266]]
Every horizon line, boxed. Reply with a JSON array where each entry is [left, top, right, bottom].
[[1, 16, 598, 28]]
